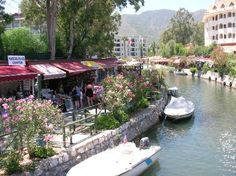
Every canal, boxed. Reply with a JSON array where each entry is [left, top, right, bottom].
[[142, 74, 236, 176]]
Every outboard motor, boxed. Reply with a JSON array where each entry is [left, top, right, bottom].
[[139, 137, 150, 149]]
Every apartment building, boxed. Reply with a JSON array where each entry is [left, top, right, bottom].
[[113, 36, 147, 58], [203, 0, 236, 53], [5, 13, 24, 30]]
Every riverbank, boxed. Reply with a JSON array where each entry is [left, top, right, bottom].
[[180, 68, 236, 89], [22, 97, 167, 176]]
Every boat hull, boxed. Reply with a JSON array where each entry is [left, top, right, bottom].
[[120, 150, 159, 176], [166, 111, 194, 120]]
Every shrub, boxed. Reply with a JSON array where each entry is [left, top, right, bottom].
[[96, 114, 120, 130], [190, 67, 197, 74], [113, 110, 129, 123], [29, 146, 56, 159], [4, 152, 22, 175], [137, 97, 150, 109]]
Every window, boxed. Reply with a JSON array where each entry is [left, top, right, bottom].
[[228, 33, 232, 38], [216, 25, 218, 30], [233, 13, 235, 17], [224, 14, 226, 18], [219, 23, 223, 29], [228, 12, 232, 17], [216, 34, 218, 40], [221, 4, 225, 8], [220, 34, 223, 39], [224, 24, 227, 28], [224, 34, 227, 39], [212, 36, 215, 40], [233, 34, 236, 38], [228, 22, 232, 27], [212, 16, 215, 21], [233, 23, 235, 27], [219, 14, 223, 18], [212, 26, 215, 30], [213, 5, 217, 10], [215, 15, 218, 20]]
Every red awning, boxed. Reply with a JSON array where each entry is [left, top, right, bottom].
[[94, 59, 118, 68], [52, 61, 92, 76], [29, 64, 66, 80], [0, 65, 37, 82]]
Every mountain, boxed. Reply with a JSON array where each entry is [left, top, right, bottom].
[[118, 9, 206, 43]]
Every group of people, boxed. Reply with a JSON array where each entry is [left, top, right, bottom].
[[72, 83, 94, 109]]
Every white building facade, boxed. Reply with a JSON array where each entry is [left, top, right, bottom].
[[203, 0, 236, 53], [113, 36, 147, 58]]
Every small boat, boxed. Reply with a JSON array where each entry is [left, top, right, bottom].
[[164, 96, 195, 120], [67, 137, 161, 176], [174, 71, 188, 76], [167, 87, 178, 97]]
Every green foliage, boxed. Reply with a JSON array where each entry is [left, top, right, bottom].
[[29, 146, 56, 159], [190, 67, 197, 74], [202, 63, 211, 74], [4, 152, 22, 175], [192, 22, 204, 46], [2, 28, 48, 54], [137, 97, 150, 108], [113, 110, 129, 123], [96, 113, 120, 130]]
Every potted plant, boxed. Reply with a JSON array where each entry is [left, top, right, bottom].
[[190, 67, 197, 77]]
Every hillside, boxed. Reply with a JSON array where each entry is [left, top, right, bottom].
[[118, 9, 205, 43]]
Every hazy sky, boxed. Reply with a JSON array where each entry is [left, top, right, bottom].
[[5, 0, 215, 14]]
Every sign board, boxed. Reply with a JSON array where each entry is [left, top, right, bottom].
[[8, 55, 26, 66]]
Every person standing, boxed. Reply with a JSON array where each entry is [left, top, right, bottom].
[[85, 83, 93, 106], [72, 84, 81, 109]]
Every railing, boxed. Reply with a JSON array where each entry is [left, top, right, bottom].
[[62, 103, 107, 147]]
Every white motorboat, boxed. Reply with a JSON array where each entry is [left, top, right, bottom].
[[174, 71, 188, 76], [167, 87, 178, 97], [67, 138, 161, 176], [164, 96, 195, 120]]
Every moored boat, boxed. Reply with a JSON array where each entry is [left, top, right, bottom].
[[67, 137, 161, 176], [164, 96, 195, 120]]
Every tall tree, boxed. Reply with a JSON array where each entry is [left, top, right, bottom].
[[0, 0, 13, 58], [192, 22, 204, 46], [21, 0, 57, 60], [21, 0, 144, 59], [160, 8, 195, 45]]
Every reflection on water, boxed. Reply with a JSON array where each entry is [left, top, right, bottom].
[[141, 75, 236, 176]]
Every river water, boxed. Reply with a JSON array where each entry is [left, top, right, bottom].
[[141, 74, 236, 176]]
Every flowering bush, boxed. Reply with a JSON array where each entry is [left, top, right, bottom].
[[0, 96, 63, 156], [102, 74, 134, 112]]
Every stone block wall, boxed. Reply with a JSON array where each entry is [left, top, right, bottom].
[[24, 97, 167, 176]]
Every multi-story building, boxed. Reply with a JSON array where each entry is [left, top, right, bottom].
[[5, 13, 24, 30], [113, 35, 147, 58], [203, 0, 236, 53]]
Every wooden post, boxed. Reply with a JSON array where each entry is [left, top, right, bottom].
[[63, 126, 66, 148]]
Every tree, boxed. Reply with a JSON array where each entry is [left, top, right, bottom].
[[21, 0, 144, 59], [21, 0, 57, 60], [192, 22, 204, 46], [160, 8, 195, 45], [0, 0, 13, 58], [2, 28, 48, 54], [211, 46, 228, 79]]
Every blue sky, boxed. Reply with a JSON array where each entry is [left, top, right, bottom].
[[5, 0, 215, 14]]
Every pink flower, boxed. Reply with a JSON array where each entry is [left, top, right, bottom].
[[5, 127, 11, 133], [44, 134, 53, 142], [2, 112, 8, 119], [2, 103, 9, 110], [6, 98, 13, 102], [16, 106, 22, 111], [28, 95, 34, 99]]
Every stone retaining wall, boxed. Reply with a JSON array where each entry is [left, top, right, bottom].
[[26, 97, 167, 176]]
